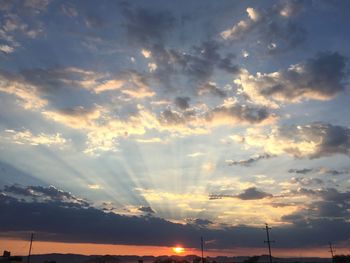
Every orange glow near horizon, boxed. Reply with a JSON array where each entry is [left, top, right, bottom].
[[172, 246, 185, 254], [0, 238, 347, 258]]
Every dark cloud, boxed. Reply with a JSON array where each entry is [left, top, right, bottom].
[[285, 123, 350, 158], [221, 1, 308, 52], [319, 168, 350, 176], [227, 153, 273, 166], [158, 104, 274, 129], [288, 167, 350, 176], [174, 97, 190, 110], [288, 168, 313, 174], [283, 188, 350, 228], [237, 187, 273, 200], [198, 82, 227, 98], [3, 184, 89, 207], [209, 187, 272, 201], [206, 104, 274, 125], [1, 184, 350, 248], [121, 6, 176, 44], [138, 206, 155, 214], [238, 52, 348, 106], [192, 218, 213, 226], [290, 177, 324, 186], [147, 40, 239, 92]]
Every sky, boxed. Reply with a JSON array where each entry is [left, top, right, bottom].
[[0, 0, 350, 257]]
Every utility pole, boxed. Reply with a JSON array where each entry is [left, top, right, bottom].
[[200, 236, 204, 263], [27, 233, 34, 263], [264, 223, 274, 263], [329, 242, 335, 263]]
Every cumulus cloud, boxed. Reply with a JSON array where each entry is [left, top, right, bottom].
[[138, 206, 155, 214], [234, 52, 348, 107], [0, 69, 48, 109], [174, 96, 190, 110], [237, 187, 273, 200], [221, 2, 307, 52], [234, 122, 350, 159], [198, 82, 227, 98], [157, 103, 275, 136], [221, 7, 261, 40], [209, 187, 272, 201], [226, 153, 273, 166], [205, 104, 276, 126], [3, 184, 89, 207], [1, 129, 66, 147], [283, 187, 350, 225], [0, 1, 49, 52]]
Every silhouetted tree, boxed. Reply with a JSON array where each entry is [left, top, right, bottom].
[[334, 255, 350, 263], [243, 256, 260, 263]]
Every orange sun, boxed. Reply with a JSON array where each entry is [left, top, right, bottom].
[[172, 246, 185, 254]]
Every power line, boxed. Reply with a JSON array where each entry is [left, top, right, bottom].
[[200, 236, 204, 263], [27, 233, 34, 263], [329, 242, 336, 263], [264, 223, 275, 263]]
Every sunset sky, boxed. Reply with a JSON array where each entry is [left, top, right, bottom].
[[1, 0, 350, 257]]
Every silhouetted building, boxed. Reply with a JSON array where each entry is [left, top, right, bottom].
[[0, 251, 22, 262]]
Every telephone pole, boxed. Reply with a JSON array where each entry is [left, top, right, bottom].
[[264, 223, 274, 263], [329, 242, 335, 263], [200, 236, 204, 263], [27, 233, 34, 263]]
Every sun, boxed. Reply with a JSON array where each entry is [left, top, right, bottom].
[[172, 246, 185, 254]]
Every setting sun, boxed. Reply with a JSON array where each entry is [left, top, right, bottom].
[[172, 247, 185, 254]]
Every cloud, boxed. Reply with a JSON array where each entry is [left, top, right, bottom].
[[121, 6, 176, 44], [290, 177, 324, 187], [209, 187, 272, 201], [283, 187, 350, 226], [234, 52, 348, 107], [1, 129, 66, 147], [234, 123, 350, 158], [237, 187, 273, 200], [1, 184, 350, 248], [138, 206, 155, 214], [288, 168, 314, 174], [205, 104, 276, 126], [43, 106, 102, 129], [0, 1, 49, 52], [187, 152, 204, 158], [137, 40, 239, 93], [88, 184, 103, 190], [0, 69, 48, 110], [157, 103, 275, 136], [18, 67, 155, 99], [288, 167, 350, 176], [3, 184, 89, 207], [221, 2, 307, 52], [221, 7, 261, 40], [174, 97, 190, 110], [226, 153, 273, 166], [188, 218, 213, 227], [61, 3, 78, 17], [0, 44, 14, 54], [198, 82, 227, 98]]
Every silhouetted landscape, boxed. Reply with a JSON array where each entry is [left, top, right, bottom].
[[1, 253, 341, 263]]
